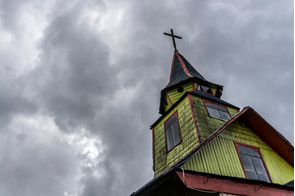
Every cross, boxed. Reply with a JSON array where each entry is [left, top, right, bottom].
[[163, 29, 182, 51]]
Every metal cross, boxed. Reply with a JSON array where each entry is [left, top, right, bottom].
[[163, 29, 182, 51]]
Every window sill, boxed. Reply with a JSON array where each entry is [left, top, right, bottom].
[[166, 141, 182, 154], [208, 115, 229, 122]]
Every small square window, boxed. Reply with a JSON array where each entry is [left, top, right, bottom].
[[204, 101, 231, 120], [164, 112, 181, 152]]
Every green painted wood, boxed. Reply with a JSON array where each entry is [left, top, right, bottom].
[[181, 119, 294, 185], [155, 88, 293, 185], [154, 97, 200, 177], [191, 95, 236, 141], [164, 94, 172, 112], [166, 82, 193, 106], [227, 107, 239, 117]]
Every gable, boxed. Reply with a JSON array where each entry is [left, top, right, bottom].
[[180, 118, 294, 185]]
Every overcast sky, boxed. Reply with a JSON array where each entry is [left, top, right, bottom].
[[0, 0, 293, 196]]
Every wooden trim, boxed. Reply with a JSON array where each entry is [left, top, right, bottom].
[[175, 51, 193, 77], [152, 128, 155, 171], [165, 92, 173, 105], [176, 171, 293, 196], [164, 111, 182, 153], [188, 94, 200, 143], [233, 141, 273, 183]]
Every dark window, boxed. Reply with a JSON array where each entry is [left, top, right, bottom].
[[197, 84, 212, 94], [165, 113, 181, 152], [205, 102, 231, 120], [236, 144, 271, 183]]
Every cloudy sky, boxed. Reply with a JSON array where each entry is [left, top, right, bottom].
[[0, 0, 293, 195]]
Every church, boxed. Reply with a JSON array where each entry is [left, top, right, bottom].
[[130, 29, 294, 196]]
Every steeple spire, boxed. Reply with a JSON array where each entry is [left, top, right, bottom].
[[159, 50, 223, 114], [165, 50, 207, 88]]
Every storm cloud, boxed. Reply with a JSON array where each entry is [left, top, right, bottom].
[[0, 0, 293, 196]]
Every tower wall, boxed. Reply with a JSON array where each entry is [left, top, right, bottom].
[[153, 97, 200, 177]]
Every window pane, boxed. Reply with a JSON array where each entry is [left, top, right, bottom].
[[203, 86, 209, 91], [252, 157, 270, 183], [165, 127, 173, 151], [198, 85, 209, 91], [219, 110, 231, 120], [166, 116, 177, 128], [238, 146, 260, 157], [172, 122, 180, 145], [207, 107, 220, 118], [240, 154, 258, 180], [206, 103, 227, 112]]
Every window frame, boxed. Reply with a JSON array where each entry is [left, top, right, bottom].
[[164, 111, 182, 153], [203, 99, 232, 121], [234, 141, 273, 183], [196, 83, 214, 95]]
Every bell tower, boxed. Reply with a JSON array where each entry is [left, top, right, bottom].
[[152, 29, 240, 177]]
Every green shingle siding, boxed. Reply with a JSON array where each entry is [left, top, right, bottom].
[[181, 120, 294, 184], [191, 95, 239, 140], [154, 97, 200, 177], [166, 82, 193, 105]]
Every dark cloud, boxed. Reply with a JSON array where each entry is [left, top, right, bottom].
[[0, 0, 292, 196]]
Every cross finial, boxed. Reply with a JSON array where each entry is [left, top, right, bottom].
[[163, 29, 182, 51]]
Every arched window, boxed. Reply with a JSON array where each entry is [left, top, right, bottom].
[[164, 112, 181, 152], [235, 142, 271, 183]]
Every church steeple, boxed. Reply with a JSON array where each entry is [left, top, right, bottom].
[[131, 30, 294, 196], [159, 50, 223, 114]]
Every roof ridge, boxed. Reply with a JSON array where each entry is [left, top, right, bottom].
[[175, 51, 193, 77]]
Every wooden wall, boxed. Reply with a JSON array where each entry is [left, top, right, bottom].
[[153, 97, 200, 177], [181, 116, 294, 184]]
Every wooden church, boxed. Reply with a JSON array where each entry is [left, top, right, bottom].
[[130, 30, 294, 196]]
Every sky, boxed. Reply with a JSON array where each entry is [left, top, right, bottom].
[[0, 0, 293, 196]]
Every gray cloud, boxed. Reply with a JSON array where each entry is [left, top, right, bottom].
[[0, 0, 293, 195]]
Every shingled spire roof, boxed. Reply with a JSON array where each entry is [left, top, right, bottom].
[[165, 50, 207, 88], [159, 50, 223, 114]]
